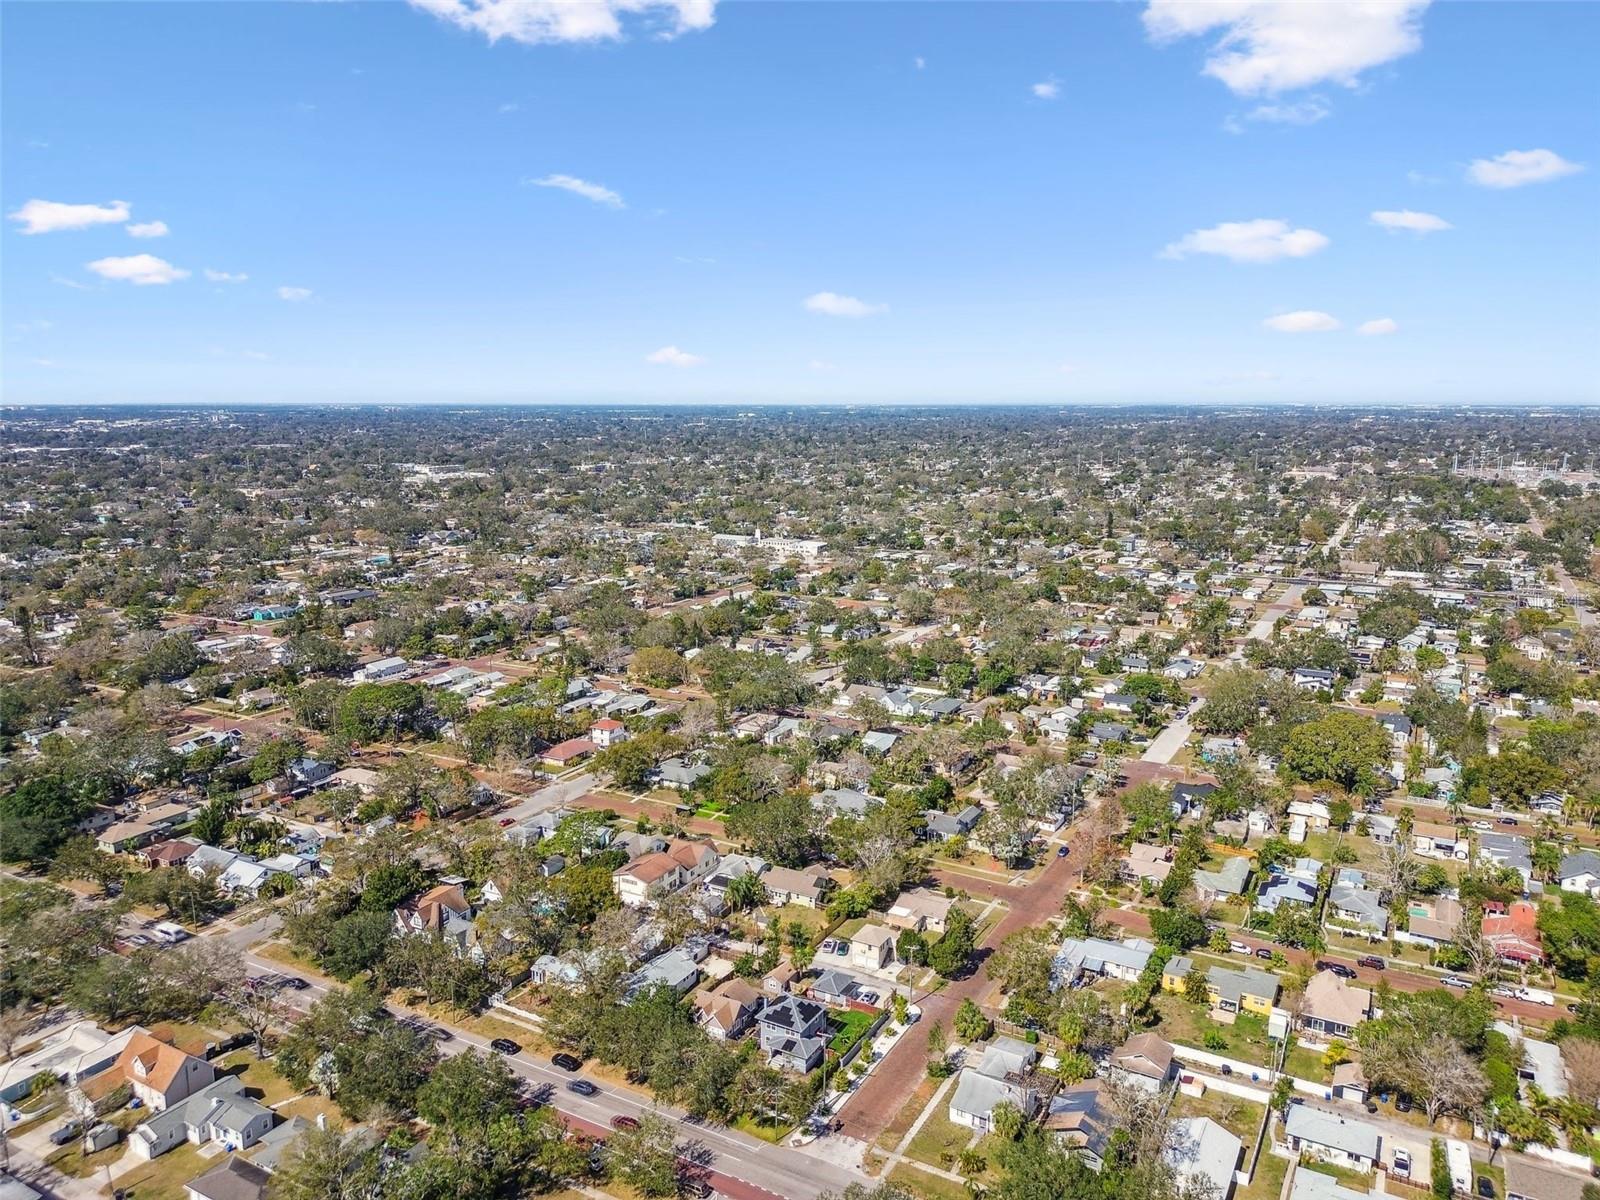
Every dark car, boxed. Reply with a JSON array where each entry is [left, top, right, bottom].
[[1056, 845, 1071, 857], [49, 1121, 84, 1146], [611, 1115, 641, 1131], [280, 976, 310, 991], [1317, 961, 1357, 979], [1477, 1177, 1496, 1198], [566, 1079, 599, 1097], [552, 1052, 583, 1072], [490, 1037, 522, 1055], [1254, 947, 1274, 960], [1498, 816, 1518, 826], [1356, 956, 1386, 971], [1396, 1094, 1414, 1113]]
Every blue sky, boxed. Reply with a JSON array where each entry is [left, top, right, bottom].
[[4, 0, 1597, 405]]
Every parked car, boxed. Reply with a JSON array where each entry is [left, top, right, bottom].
[[567, 1080, 598, 1097], [498, 817, 515, 827], [1441, 976, 1471, 989], [1057, 845, 1070, 857], [280, 976, 310, 990], [490, 1037, 522, 1055], [1477, 1176, 1496, 1198], [611, 1115, 641, 1131], [1356, 956, 1385, 970], [1498, 817, 1519, 826], [1254, 948, 1274, 960], [552, 1052, 583, 1072], [1229, 941, 1250, 955], [819, 939, 839, 955], [1396, 1094, 1413, 1113], [1392, 1149, 1411, 1179], [1317, 961, 1356, 979], [49, 1121, 84, 1146]]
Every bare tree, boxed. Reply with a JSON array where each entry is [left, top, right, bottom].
[[226, 982, 283, 1059], [1562, 1037, 1600, 1106], [0, 1004, 34, 1060], [1374, 840, 1420, 901], [1414, 1033, 1488, 1125]]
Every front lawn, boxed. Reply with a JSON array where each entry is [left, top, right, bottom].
[[828, 1009, 878, 1057], [1149, 992, 1275, 1069], [904, 1109, 975, 1169]]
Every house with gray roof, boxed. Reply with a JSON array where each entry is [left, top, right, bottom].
[[1283, 1106, 1381, 1170], [1052, 936, 1155, 987], [949, 1037, 1041, 1132], [1165, 1116, 1242, 1200], [757, 995, 828, 1073], [130, 1077, 275, 1160], [1478, 831, 1534, 890], [1193, 855, 1252, 902], [1327, 869, 1388, 936], [1558, 850, 1600, 896]]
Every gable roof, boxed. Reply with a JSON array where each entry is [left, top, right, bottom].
[[185, 1155, 271, 1200]]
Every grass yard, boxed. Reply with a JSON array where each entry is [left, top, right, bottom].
[[1285, 1045, 1331, 1084], [1237, 1151, 1289, 1200], [904, 1109, 976, 1169], [217, 1051, 299, 1106], [889, 1163, 974, 1200], [1172, 1089, 1265, 1143], [827, 1009, 878, 1057], [111, 1140, 212, 1200], [762, 902, 833, 937], [874, 1076, 942, 1152], [729, 1113, 793, 1143], [250, 940, 325, 977], [1150, 992, 1275, 1069]]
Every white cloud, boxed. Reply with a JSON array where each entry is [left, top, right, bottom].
[[530, 173, 625, 209], [126, 220, 169, 238], [1357, 317, 1399, 335], [1142, 0, 1429, 95], [1467, 148, 1584, 189], [803, 291, 887, 318], [1264, 310, 1340, 332], [914, 56, 926, 70], [498, 102, 520, 113], [85, 254, 189, 286], [1161, 218, 1329, 263], [410, 0, 714, 45], [9, 198, 130, 235], [277, 286, 313, 302], [1242, 96, 1331, 125], [1032, 80, 1060, 100], [204, 269, 249, 283], [645, 345, 704, 367], [1370, 209, 1451, 233]]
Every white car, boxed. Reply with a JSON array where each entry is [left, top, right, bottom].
[[1392, 1149, 1411, 1179], [1229, 941, 1251, 955]]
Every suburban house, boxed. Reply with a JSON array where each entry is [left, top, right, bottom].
[[97, 821, 159, 854], [0, 1022, 139, 1104], [756, 995, 829, 1073], [1170, 782, 1216, 818], [761, 863, 832, 908], [924, 805, 983, 841], [1326, 869, 1388, 937], [1043, 1079, 1115, 1169], [129, 1076, 275, 1160], [1053, 936, 1156, 987], [1109, 1033, 1176, 1092], [1483, 900, 1545, 964], [1299, 970, 1375, 1040], [1122, 843, 1173, 886], [1400, 893, 1464, 948], [611, 840, 720, 907], [1161, 960, 1278, 1021], [1560, 850, 1600, 897], [1414, 822, 1469, 861], [1193, 856, 1252, 903], [540, 737, 597, 770], [184, 1156, 272, 1200], [1504, 1154, 1592, 1200], [1282, 1106, 1381, 1171], [1477, 832, 1534, 890], [393, 883, 478, 955], [949, 1037, 1042, 1132], [655, 758, 711, 790], [693, 978, 762, 1040], [626, 947, 704, 998], [808, 969, 861, 1008], [883, 888, 955, 933], [85, 1033, 215, 1113], [1256, 858, 1322, 914], [1165, 1116, 1242, 1200], [849, 924, 898, 971], [589, 718, 627, 749]]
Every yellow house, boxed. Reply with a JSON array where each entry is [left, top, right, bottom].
[[1160, 957, 1279, 1020]]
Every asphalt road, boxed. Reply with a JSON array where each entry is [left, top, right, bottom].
[[239, 948, 865, 1200]]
